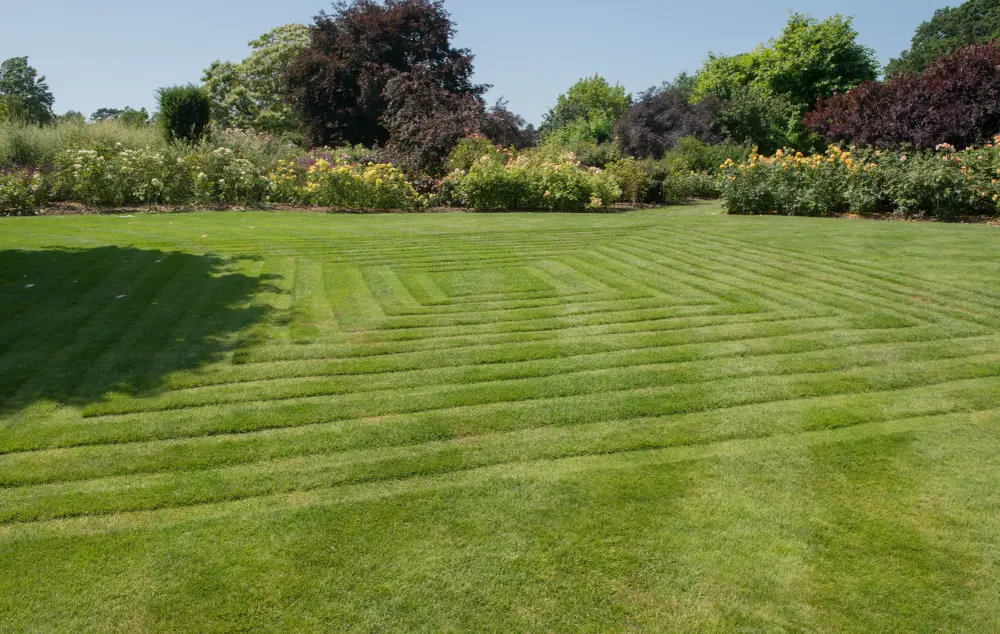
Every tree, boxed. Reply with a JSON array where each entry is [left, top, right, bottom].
[[714, 86, 797, 155], [56, 110, 85, 125], [806, 42, 1000, 149], [156, 85, 211, 143], [539, 75, 631, 145], [119, 107, 150, 127], [614, 74, 721, 159], [380, 67, 486, 173], [0, 94, 25, 123], [0, 57, 55, 124], [203, 24, 310, 136], [694, 13, 878, 150], [90, 107, 123, 123], [482, 99, 538, 149], [90, 106, 150, 126], [887, 0, 1000, 76], [285, 0, 485, 148]]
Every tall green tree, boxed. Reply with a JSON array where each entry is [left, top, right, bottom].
[[886, 0, 1000, 75], [694, 14, 878, 151], [539, 75, 632, 145], [156, 85, 211, 143], [203, 24, 310, 136], [0, 57, 54, 124]]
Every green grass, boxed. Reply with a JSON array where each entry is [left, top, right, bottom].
[[1, 202, 1000, 632]]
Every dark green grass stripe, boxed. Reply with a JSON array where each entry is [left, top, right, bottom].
[[6, 372, 999, 491], [608, 237, 879, 317], [611, 239, 930, 327], [3, 400, 999, 525], [668, 228, 1000, 323], [679, 226, 1000, 309], [585, 244, 819, 317], [82, 334, 1000, 418], [232, 311, 835, 365], [4, 350, 996, 455], [257, 299, 735, 351], [160, 327, 987, 391], [631, 233, 990, 330], [645, 230, 969, 321], [2, 407, 995, 540], [555, 251, 715, 304]]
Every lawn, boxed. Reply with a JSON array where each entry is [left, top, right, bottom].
[[1, 203, 1000, 632]]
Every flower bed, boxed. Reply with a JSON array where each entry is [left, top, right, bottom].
[[720, 141, 1000, 218]]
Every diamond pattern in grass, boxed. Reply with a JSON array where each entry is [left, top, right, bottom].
[[430, 267, 555, 298], [2, 206, 1000, 632]]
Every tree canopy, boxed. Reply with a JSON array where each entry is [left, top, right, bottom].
[[203, 24, 310, 136], [0, 57, 55, 124], [614, 75, 721, 159], [694, 14, 878, 151], [285, 0, 485, 148], [886, 0, 1000, 76], [539, 75, 631, 145]]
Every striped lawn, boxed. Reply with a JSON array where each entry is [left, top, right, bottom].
[[1, 203, 1000, 632]]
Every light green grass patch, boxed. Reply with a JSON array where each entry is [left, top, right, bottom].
[[1, 202, 999, 632]]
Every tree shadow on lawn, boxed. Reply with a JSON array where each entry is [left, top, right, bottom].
[[0, 246, 280, 416]]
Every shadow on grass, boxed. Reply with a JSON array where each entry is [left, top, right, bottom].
[[0, 246, 278, 415]]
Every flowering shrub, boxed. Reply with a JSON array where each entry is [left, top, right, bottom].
[[0, 167, 48, 214], [720, 142, 1000, 218], [663, 171, 719, 202], [306, 159, 421, 209], [446, 134, 505, 173], [451, 151, 620, 211], [606, 158, 653, 204], [55, 146, 177, 206], [186, 147, 269, 205]]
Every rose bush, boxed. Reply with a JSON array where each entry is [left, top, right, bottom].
[[720, 141, 1000, 218]]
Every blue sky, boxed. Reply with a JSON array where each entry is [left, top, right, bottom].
[[2, 0, 946, 124]]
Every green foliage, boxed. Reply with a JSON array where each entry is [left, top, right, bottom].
[[607, 138, 744, 204], [887, 0, 1000, 75], [662, 170, 719, 202], [450, 150, 620, 211], [306, 159, 422, 209], [712, 85, 799, 154], [0, 167, 48, 214], [54, 147, 181, 206], [695, 14, 877, 151], [662, 136, 750, 174], [0, 119, 164, 168], [446, 134, 505, 173], [118, 107, 150, 127], [0, 57, 54, 125], [540, 138, 620, 168], [156, 85, 211, 144], [606, 158, 653, 204], [203, 24, 310, 137], [540, 75, 632, 145], [0, 94, 26, 124], [55, 111, 86, 125], [720, 142, 1000, 218]]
